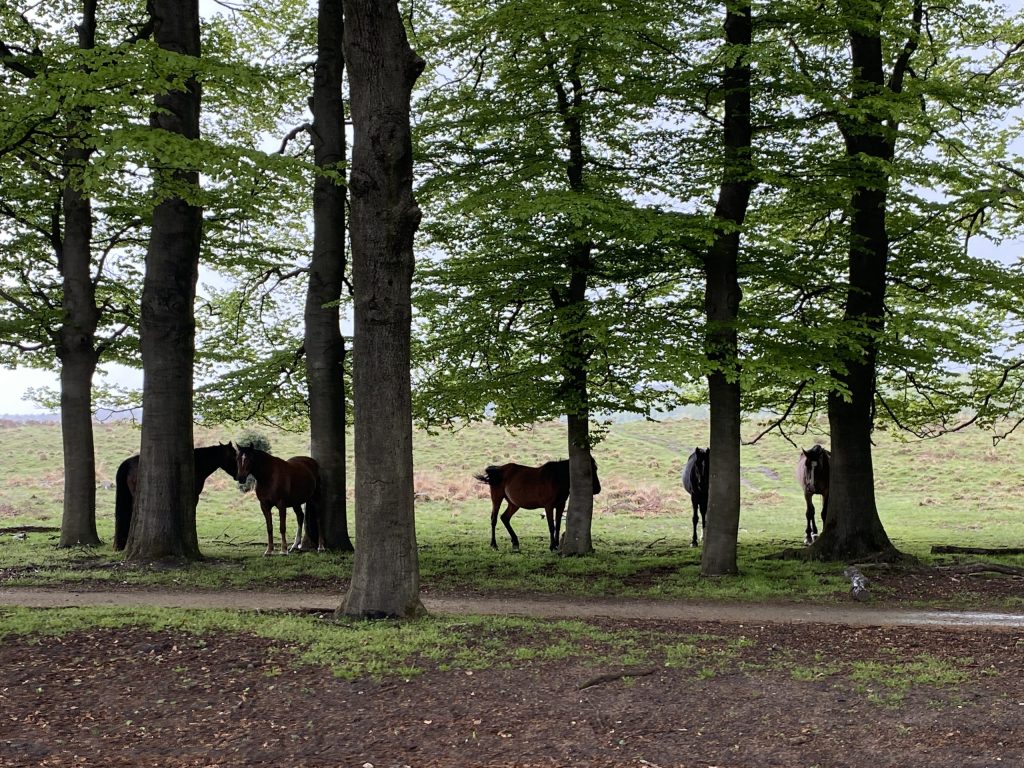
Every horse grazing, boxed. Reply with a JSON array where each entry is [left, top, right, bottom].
[[113, 442, 237, 551], [796, 444, 830, 545], [681, 447, 709, 547], [235, 445, 321, 555], [475, 458, 601, 551]]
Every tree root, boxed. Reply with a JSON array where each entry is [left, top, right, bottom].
[[931, 545, 1024, 556]]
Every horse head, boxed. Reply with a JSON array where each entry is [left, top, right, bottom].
[[694, 447, 710, 489], [235, 444, 257, 482], [590, 457, 602, 495], [800, 445, 829, 493]]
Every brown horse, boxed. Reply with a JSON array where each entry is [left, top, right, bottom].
[[796, 444, 830, 545], [113, 442, 237, 551], [235, 445, 321, 555], [475, 458, 601, 551]]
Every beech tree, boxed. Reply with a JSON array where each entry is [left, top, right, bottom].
[[413, 0, 708, 555], [125, 0, 204, 561], [746, 0, 1024, 561], [699, 0, 755, 577], [1, 1, 150, 547]]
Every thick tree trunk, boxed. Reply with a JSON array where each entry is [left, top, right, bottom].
[[124, 0, 202, 562], [340, 0, 425, 618], [305, 0, 353, 552], [699, 0, 753, 576], [811, 4, 905, 562]]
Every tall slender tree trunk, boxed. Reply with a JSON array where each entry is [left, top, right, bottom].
[[548, 49, 598, 556], [124, 0, 203, 561], [57, 0, 101, 548], [340, 0, 425, 618], [700, 0, 754, 576], [810, 0, 918, 562], [305, 0, 353, 552], [557, 247, 595, 557]]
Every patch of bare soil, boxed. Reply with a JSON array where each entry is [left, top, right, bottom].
[[0, 616, 1022, 768], [0, 567, 1022, 766]]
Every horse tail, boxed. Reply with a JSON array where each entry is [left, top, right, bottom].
[[113, 457, 135, 551], [474, 466, 503, 487]]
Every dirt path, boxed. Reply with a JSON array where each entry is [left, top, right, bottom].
[[3, 586, 1024, 628]]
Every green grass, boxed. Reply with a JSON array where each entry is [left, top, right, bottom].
[[1, 417, 1023, 603]]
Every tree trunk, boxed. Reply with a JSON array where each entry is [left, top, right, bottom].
[[700, 0, 753, 576], [810, 1, 909, 562], [340, 0, 425, 618], [124, 0, 202, 562], [57, 0, 102, 549], [305, 0, 353, 552], [549, 50, 598, 556], [561, 413, 594, 556]]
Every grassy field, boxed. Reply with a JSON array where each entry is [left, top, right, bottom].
[[1, 416, 1022, 604]]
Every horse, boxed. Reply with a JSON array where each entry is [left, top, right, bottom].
[[475, 457, 601, 551], [681, 447, 709, 547], [113, 442, 238, 551], [235, 444, 321, 555], [796, 444, 830, 545]]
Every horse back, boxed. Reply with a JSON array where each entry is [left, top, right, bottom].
[[285, 455, 319, 498]]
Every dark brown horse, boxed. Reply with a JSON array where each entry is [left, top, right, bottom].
[[235, 445, 321, 555], [113, 442, 237, 551], [796, 444, 830, 545], [681, 447, 709, 547], [475, 458, 601, 551]]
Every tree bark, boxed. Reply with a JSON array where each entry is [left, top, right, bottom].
[[305, 0, 353, 552], [124, 0, 202, 562], [340, 0, 425, 618], [57, 0, 102, 549], [700, 0, 753, 576]]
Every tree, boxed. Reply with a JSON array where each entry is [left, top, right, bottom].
[[746, 0, 1024, 560], [57, 0, 102, 547], [413, 0, 708, 554], [1, 1, 148, 547], [700, 0, 755, 576], [125, 0, 204, 561], [305, 0, 354, 552], [340, 0, 425, 618]]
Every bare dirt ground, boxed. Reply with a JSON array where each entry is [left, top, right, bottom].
[[1, 569, 1023, 768]]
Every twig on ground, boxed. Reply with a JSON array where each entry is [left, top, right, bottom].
[[577, 667, 657, 690]]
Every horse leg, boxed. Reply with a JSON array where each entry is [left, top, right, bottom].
[[545, 506, 557, 551], [553, 503, 565, 551], [500, 503, 521, 552], [804, 492, 817, 545], [489, 499, 502, 549], [289, 504, 304, 552], [278, 506, 288, 554], [261, 503, 275, 556], [691, 498, 700, 547]]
